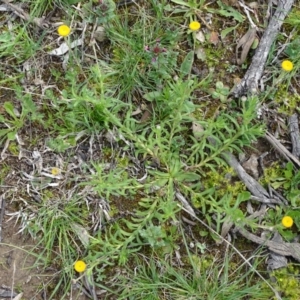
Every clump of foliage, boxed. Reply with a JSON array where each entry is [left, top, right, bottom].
[[269, 265, 300, 300], [3, 0, 298, 299], [261, 162, 300, 207], [202, 167, 246, 200]]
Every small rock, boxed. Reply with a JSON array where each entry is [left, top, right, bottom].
[[94, 26, 106, 42], [242, 154, 259, 179]]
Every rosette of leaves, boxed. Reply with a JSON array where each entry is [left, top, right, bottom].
[[209, 81, 230, 103]]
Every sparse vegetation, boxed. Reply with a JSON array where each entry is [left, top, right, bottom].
[[1, 0, 300, 299]]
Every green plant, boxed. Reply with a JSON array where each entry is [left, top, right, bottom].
[[139, 224, 168, 248], [86, 195, 180, 269], [284, 7, 300, 27], [0, 25, 39, 63], [262, 162, 300, 207], [284, 37, 300, 61], [26, 197, 89, 259], [0, 83, 46, 142], [15, 195, 91, 299], [167, 0, 207, 18], [226, 64, 238, 73], [103, 11, 180, 99], [2, 0, 293, 299], [269, 265, 300, 300], [209, 81, 230, 103], [0, 163, 10, 185], [114, 243, 273, 299], [0, 95, 39, 143], [186, 96, 264, 170], [202, 167, 246, 198], [0, 102, 25, 142], [273, 86, 300, 115], [211, 0, 245, 23], [166, 0, 244, 31], [86, 164, 143, 199], [81, 0, 116, 24]]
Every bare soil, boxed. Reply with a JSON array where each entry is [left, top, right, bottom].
[[0, 217, 45, 299]]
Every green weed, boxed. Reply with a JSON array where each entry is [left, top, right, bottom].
[[268, 265, 300, 300], [113, 242, 273, 299], [1, 0, 296, 299], [0, 25, 38, 63]]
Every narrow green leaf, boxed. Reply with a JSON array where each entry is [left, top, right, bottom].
[[143, 91, 161, 102], [0, 128, 10, 137], [180, 51, 194, 77], [0, 115, 5, 122], [221, 26, 238, 39], [4, 101, 16, 119], [216, 1, 245, 22], [237, 191, 251, 203], [7, 131, 17, 140], [169, 0, 191, 7]]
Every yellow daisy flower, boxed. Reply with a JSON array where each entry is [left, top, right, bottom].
[[51, 167, 60, 176], [282, 216, 293, 228], [74, 260, 87, 273], [189, 21, 201, 31], [57, 24, 71, 37], [281, 60, 293, 72]]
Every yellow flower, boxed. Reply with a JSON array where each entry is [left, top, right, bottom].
[[57, 24, 71, 37], [281, 60, 293, 72], [282, 216, 293, 228], [51, 167, 60, 176], [74, 260, 87, 273], [189, 21, 201, 31]]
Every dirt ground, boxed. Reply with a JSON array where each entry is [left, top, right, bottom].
[[0, 216, 45, 300]]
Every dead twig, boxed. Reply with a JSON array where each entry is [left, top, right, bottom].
[[0, 197, 5, 242], [237, 227, 300, 262], [267, 232, 288, 271], [176, 192, 196, 218], [84, 274, 97, 300], [289, 114, 300, 159], [222, 151, 285, 205], [236, 27, 257, 65], [265, 131, 300, 168], [0, 286, 17, 298], [239, 1, 257, 29], [205, 136, 286, 204]]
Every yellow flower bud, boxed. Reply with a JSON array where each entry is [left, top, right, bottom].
[[74, 260, 87, 273], [281, 60, 293, 72], [189, 21, 201, 31], [51, 167, 60, 176], [282, 216, 293, 228], [57, 24, 71, 37]]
